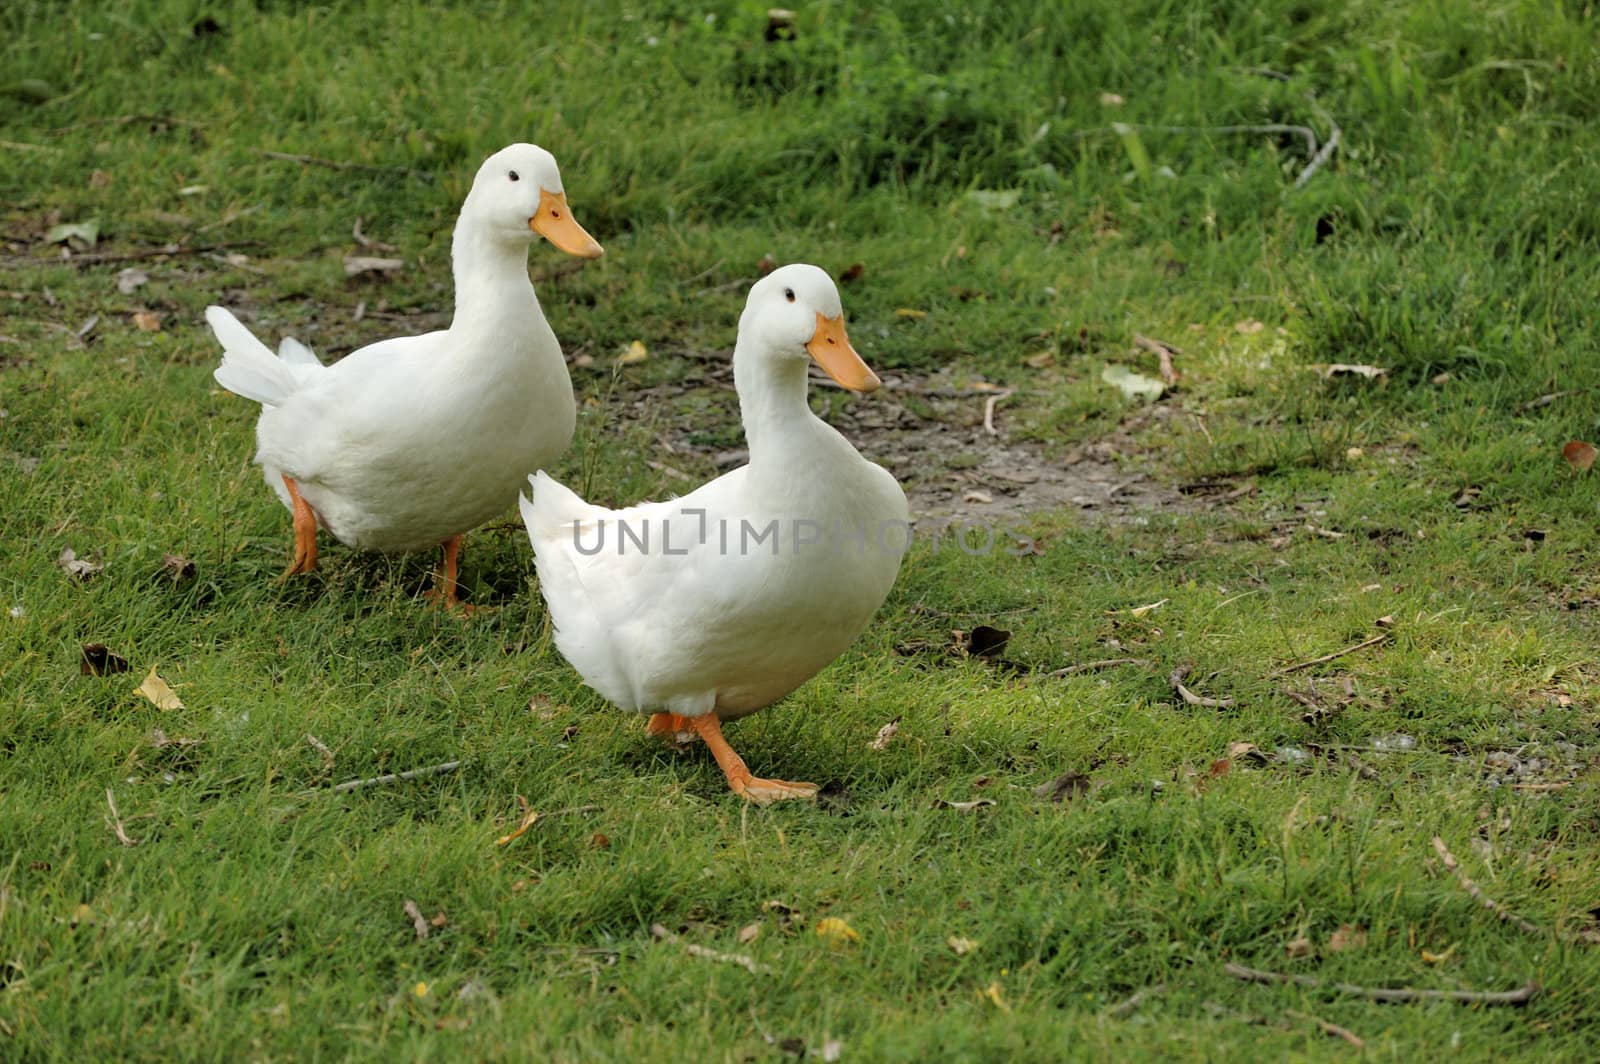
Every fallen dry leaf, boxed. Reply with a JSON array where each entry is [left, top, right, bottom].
[[1033, 771, 1089, 803], [57, 546, 103, 579], [342, 255, 403, 277], [1421, 943, 1457, 965], [1562, 440, 1596, 472], [755, 253, 777, 276], [1285, 935, 1314, 958], [1101, 363, 1165, 402], [839, 262, 865, 283], [404, 899, 429, 941], [1098, 92, 1125, 106], [895, 308, 928, 320], [589, 832, 611, 849], [1206, 758, 1231, 778], [738, 922, 761, 944], [815, 917, 860, 945], [1234, 319, 1265, 335], [947, 935, 979, 955], [934, 798, 996, 812], [618, 340, 648, 365], [963, 625, 1011, 659], [160, 553, 196, 583], [820, 1039, 843, 1062], [133, 665, 184, 711], [1126, 598, 1168, 618], [978, 982, 1011, 1012], [1024, 351, 1055, 369], [80, 643, 129, 676], [132, 310, 161, 332], [1327, 924, 1367, 953], [1226, 741, 1261, 759], [1315, 363, 1388, 381], [495, 803, 539, 846], [867, 720, 899, 751], [115, 268, 148, 294]]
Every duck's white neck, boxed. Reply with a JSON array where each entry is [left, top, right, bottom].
[[734, 337, 820, 468], [448, 215, 540, 334]]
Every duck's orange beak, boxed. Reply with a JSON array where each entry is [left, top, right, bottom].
[[805, 312, 880, 393], [530, 189, 604, 258]]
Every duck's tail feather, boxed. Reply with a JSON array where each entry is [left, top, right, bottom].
[[208, 305, 308, 407]]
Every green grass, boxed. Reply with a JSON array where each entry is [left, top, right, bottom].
[[4, 0, 1600, 1058]]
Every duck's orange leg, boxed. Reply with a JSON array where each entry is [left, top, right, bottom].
[[282, 475, 318, 576], [647, 713, 698, 748], [688, 713, 817, 805], [426, 534, 481, 613]]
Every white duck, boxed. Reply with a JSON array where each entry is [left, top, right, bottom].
[[207, 143, 602, 607], [522, 265, 908, 803]]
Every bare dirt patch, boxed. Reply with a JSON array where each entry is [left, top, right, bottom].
[[604, 355, 1199, 527]]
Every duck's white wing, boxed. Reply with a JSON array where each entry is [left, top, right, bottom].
[[252, 331, 446, 485], [523, 469, 761, 710]]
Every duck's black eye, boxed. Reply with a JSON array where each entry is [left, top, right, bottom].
[[509, 170, 520, 182], [784, 288, 796, 303]]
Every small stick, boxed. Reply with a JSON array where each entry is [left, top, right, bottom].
[[1430, 836, 1542, 936], [983, 389, 1014, 436], [1049, 657, 1150, 677], [1275, 632, 1388, 674], [1292, 122, 1342, 189], [1133, 334, 1181, 386], [258, 149, 434, 181], [305, 733, 334, 769], [1515, 390, 1578, 412], [1170, 667, 1236, 708], [1, 241, 261, 269], [330, 760, 461, 793], [1224, 963, 1539, 1005], [1105, 983, 1166, 1018], [105, 788, 140, 847], [403, 899, 429, 941], [1286, 1008, 1365, 1049]]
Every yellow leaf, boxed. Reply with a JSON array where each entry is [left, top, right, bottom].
[[134, 665, 184, 711], [618, 340, 649, 365], [1421, 944, 1457, 965], [894, 308, 928, 320], [978, 982, 1011, 1011], [495, 808, 538, 846], [815, 917, 860, 945]]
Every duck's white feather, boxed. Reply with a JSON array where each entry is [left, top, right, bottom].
[[209, 143, 591, 555], [525, 265, 907, 722]]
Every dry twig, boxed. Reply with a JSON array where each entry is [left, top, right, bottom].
[[1275, 632, 1388, 674], [105, 788, 139, 847], [1133, 334, 1181, 386], [1105, 983, 1166, 1018], [983, 389, 1014, 436], [330, 760, 461, 793], [1224, 963, 1539, 1005], [2, 241, 260, 269], [1430, 836, 1542, 936], [258, 149, 433, 181], [1286, 1008, 1365, 1049], [1049, 658, 1150, 678], [1170, 666, 1236, 708]]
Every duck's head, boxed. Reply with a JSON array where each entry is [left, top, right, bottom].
[[739, 264, 881, 393], [463, 143, 604, 258]]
